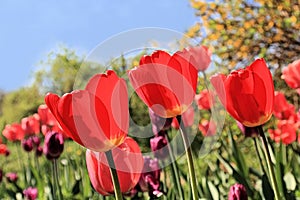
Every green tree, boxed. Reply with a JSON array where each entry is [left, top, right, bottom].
[[187, 0, 299, 69], [0, 85, 43, 129]]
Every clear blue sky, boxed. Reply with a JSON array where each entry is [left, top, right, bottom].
[[0, 0, 197, 92]]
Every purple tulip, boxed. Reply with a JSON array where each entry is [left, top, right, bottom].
[[149, 108, 172, 135], [138, 156, 162, 198], [43, 132, 64, 160], [23, 187, 38, 200], [22, 138, 33, 152], [237, 121, 258, 137], [150, 136, 168, 159], [228, 183, 248, 200], [35, 146, 43, 157], [6, 172, 18, 183]]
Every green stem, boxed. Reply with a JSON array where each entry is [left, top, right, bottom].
[[176, 116, 199, 200], [253, 138, 267, 175], [105, 150, 123, 200], [165, 134, 184, 199], [53, 159, 63, 200], [257, 126, 281, 200]]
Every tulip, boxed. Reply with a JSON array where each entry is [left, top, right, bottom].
[[43, 132, 64, 160], [195, 89, 214, 110], [86, 137, 143, 196], [23, 187, 38, 200], [0, 144, 9, 155], [228, 183, 248, 200], [21, 115, 40, 135], [211, 58, 274, 127], [171, 106, 195, 129], [128, 50, 198, 118], [6, 172, 18, 183], [150, 136, 168, 159], [281, 59, 300, 89], [182, 45, 211, 72], [38, 104, 57, 126], [148, 108, 172, 135], [22, 138, 33, 152], [138, 157, 162, 198], [273, 91, 296, 120], [45, 70, 128, 152], [2, 123, 25, 141], [268, 120, 297, 145], [36, 146, 43, 157], [198, 119, 216, 136]]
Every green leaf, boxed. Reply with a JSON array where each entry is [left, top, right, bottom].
[[262, 174, 274, 200]]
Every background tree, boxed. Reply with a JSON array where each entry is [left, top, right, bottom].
[[187, 1, 299, 68]]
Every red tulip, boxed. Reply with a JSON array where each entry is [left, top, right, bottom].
[[38, 104, 57, 126], [128, 50, 198, 118], [198, 119, 216, 136], [0, 144, 9, 156], [45, 70, 128, 152], [211, 58, 274, 127], [282, 59, 300, 89], [268, 120, 297, 145], [171, 106, 195, 129], [86, 137, 143, 196], [2, 123, 25, 141], [195, 89, 214, 110], [21, 115, 40, 135], [273, 91, 296, 120], [183, 45, 211, 72]]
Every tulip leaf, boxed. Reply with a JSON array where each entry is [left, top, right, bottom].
[[207, 181, 219, 200], [262, 174, 274, 200]]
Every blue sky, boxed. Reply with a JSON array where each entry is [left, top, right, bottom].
[[0, 0, 197, 92]]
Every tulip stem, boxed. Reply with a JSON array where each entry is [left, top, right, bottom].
[[105, 150, 123, 200], [257, 126, 281, 200], [52, 159, 63, 200], [176, 115, 199, 200], [165, 134, 184, 199]]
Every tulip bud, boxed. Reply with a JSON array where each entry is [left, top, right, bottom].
[[23, 187, 38, 200], [43, 132, 64, 160], [22, 138, 33, 152], [31, 136, 40, 147], [150, 136, 168, 159], [35, 146, 43, 157], [228, 183, 248, 200], [6, 172, 18, 183]]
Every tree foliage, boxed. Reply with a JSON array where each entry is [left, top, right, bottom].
[[188, 0, 300, 70]]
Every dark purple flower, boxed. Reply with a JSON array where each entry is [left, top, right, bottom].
[[149, 109, 172, 135], [237, 121, 258, 137], [6, 172, 18, 183], [43, 132, 64, 160], [23, 187, 38, 200], [150, 136, 168, 159], [138, 156, 162, 198], [228, 183, 248, 200], [0, 169, 3, 183], [22, 138, 34, 152], [5, 149, 10, 157], [35, 146, 43, 157]]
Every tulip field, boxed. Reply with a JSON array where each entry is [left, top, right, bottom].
[[0, 44, 300, 200], [1, 1, 300, 200]]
